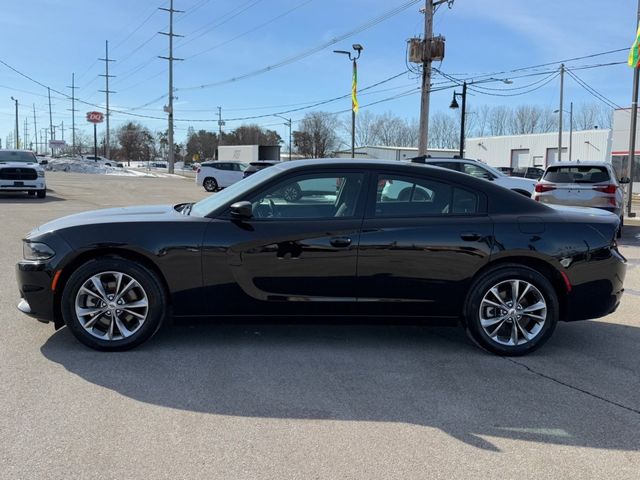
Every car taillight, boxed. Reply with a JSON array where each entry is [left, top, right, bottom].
[[535, 183, 556, 193], [594, 184, 617, 194]]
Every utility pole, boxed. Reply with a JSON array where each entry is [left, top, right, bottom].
[[48, 87, 54, 155], [274, 114, 292, 160], [99, 41, 116, 159], [67, 73, 78, 156], [217, 106, 225, 156], [627, 0, 640, 218], [33, 104, 38, 154], [558, 63, 565, 162], [160, 0, 184, 174], [10, 96, 19, 149], [568, 101, 573, 161], [60, 121, 65, 142], [24, 117, 29, 150], [418, 0, 434, 156]]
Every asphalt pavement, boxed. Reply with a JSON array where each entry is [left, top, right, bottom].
[[1, 172, 639, 479]]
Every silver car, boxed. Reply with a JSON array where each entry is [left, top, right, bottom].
[[533, 162, 630, 236]]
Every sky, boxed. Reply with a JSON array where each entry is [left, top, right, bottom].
[[0, 0, 637, 150]]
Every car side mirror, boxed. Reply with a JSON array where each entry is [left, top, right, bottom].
[[230, 201, 253, 219], [620, 176, 631, 184]]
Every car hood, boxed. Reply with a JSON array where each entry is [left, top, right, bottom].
[[32, 204, 180, 236], [0, 161, 43, 169]]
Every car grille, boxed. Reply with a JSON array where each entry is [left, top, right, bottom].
[[0, 168, 38, 180]]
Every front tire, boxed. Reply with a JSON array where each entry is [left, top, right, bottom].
[[203, 177, 218, 192], [36, 189, 46, 199], [464, 265, 558, 356], [61, 257, 167, 351]]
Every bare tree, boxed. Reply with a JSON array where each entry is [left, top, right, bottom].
[[488, 106, 511, 136], [428, 112, 459, 149], [293, 112, 340, 158]]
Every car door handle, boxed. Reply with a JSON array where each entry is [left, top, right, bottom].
[[330, 237, 352, 248], [460, 232, 483, 242]]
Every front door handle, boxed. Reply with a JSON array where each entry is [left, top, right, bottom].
[[330, 237, 352, 248], [460, 232, 483, 242]]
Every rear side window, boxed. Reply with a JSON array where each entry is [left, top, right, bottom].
[[375, 174, 480, 217], [544, 166, 610, 184]]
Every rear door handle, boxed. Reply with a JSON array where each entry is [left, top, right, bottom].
[[460, 232, 482, 242], [330, 237, 352, 248]]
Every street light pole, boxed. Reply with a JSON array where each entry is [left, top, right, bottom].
[[274, 114, 292, 161], [334, 44, 363, 159], [569, 101, 573, 161], [10, 97, 19, 149]]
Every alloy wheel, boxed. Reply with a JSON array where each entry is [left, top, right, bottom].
[[479, 279, 547, 346], [75, 271, 149, 341]]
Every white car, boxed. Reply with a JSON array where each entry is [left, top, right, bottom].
[[422, 158, 537, 196], [0, 150, 47, 198], [196, 161, 249, 192]]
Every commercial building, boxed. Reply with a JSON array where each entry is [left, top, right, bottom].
[[333, 145, 458, 160]]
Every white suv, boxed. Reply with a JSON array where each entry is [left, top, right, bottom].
[[196, 161, 249, 192], [420, 158, 537, 197], [0, 150, 47, 198]]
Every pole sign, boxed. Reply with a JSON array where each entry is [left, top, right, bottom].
[[49, 140, 66, 148], [86, 111, 104, 124]]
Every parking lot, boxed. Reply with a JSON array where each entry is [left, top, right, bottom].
[[1, 172, 640, 479]]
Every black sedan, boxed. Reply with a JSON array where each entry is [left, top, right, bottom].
[[16, 159, 626, 355]]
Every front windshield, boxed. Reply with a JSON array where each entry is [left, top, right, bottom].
[[0, 151, 37, 163], [190, 165, 282, 217]]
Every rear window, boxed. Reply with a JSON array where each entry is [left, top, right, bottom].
[[0, 151, 37, 163], [543, 166, 610, 184]]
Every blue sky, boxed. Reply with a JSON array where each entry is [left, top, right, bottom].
[[0, 0, 637, 148]]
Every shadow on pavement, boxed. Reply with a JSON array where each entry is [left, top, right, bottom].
[[40, 319, 640, 453], [0, 192, 64, 203], [620, 224, 640, 247]]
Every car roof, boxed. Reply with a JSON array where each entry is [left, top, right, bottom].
[[547, 162, 611, 168]]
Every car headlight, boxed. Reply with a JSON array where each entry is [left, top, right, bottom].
[[23, 242, 55, 261], [37, 170, 45, 177]]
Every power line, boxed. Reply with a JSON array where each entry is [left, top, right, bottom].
[[177, 0, 423, 91], [565, 68, 622, 110]]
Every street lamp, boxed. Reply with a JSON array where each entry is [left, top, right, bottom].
[[449, 78, 512, 158], [554, 102, 573, 161], [273, 114, 292, 161], [334, 44, 363, 158], [10, 96, 19, 149]]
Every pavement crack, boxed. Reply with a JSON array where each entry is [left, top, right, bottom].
[[505, 358, 640, 416]]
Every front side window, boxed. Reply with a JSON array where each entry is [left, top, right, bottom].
[[250, 172, 364, 219], [375, 174, 479, 217], [462, 163, 493, 180]]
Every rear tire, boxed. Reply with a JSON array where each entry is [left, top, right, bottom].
[[203, 177, 218, 192], [464, 265, 558, 356], [617, 216, 623, 239], [61, 257, 167, 351]]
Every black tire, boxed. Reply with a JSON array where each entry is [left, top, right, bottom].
[[203, 177, 218, 192], [36, 189, 46, 199], [617, 216, 623, 239], [27, 191, 36, 196], [464, 265, 558, 356], [61, 257, 167, 351], [282, 183, 302, 202], [512, 189, 531, 198]]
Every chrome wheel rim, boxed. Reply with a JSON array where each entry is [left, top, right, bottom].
[[479, 279, 547, 346], [75, 271, 149, 341], [204, 179, 216, 191]]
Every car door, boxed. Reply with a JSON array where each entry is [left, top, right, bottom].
[[201, 169, 367, 316], [356, 170, 493, 318], [215, 163, 235, 187]]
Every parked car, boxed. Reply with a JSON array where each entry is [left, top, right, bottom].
[[243, 161, 280, 178], [512, 167, 545, 180], [0, 149, 47, 198], [414, 157, 537, 197], [496, 167, 514, 175], [533, 162, 629, 237], [16, 159, 625, 355], [196, 161, 249, 192], [82, 155, 122, 168]]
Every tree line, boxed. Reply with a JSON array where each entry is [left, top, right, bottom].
[[19, 102, 611, 161]]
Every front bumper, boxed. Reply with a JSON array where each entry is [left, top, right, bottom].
[[0, 180, 46, 191], [16, 261, 56, 323]]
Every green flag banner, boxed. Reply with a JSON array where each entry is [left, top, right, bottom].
[[352, 62, 359, 113], [629, 25, 640, 68]]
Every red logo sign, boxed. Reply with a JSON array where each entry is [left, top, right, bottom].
[[86, 111, 104, 124]]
